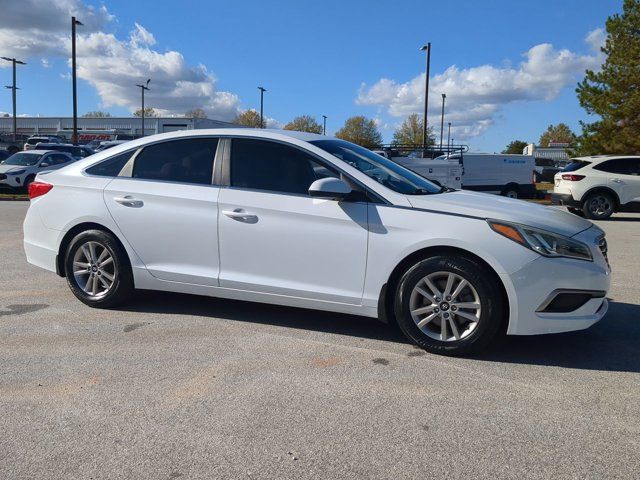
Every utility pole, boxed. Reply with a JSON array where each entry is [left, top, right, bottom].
[[136, 79, 151, 137], [419, 43, 431, 158], [440, 93, 446, 150], [447, 122, 451, 152], [322, 115, 327, 135], [71, 17, 83, 145], [258, 86, 266, 128], [1, 56, 26, 142]]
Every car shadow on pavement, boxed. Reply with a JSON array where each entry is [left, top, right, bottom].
[[122, 293, 640, 373], [476, 301, 640, 373], [123, 290, 410, 344]]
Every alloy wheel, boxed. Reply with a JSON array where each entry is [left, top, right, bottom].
[[409, 271, 481, 342], [588, 195, 612, 217], [72, 241, 117, 298]]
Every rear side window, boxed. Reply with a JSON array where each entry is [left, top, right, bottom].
[[593, 158, 638, 175], [86, 150, 136, 177], [562, 160, 590, 172], [230, 139, 338, 195], [132, 138, 218, 185]]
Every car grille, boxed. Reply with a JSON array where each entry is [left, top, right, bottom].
[[598, 236, 609, 266]]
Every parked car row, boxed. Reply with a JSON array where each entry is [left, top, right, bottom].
[[0, 150, 76, 189]]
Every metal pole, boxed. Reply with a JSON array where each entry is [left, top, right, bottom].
[[447, 122, 451, 152], [440, 93, 446, 150], [322, 115, 327, 135], [141, 87, 145, 137], [3, 57, 26, 143], [71, 17, 80, 145], [420, 43, 431, 158], [258, 87, 266, 128]]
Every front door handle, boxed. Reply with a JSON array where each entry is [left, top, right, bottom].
[[222, 208, 258, 222], [612, 178, 624, 183], [114, 196, 144, 208]]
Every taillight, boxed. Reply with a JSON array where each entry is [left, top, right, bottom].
[[28, 181, 53, 199], [561, 174, 585, 181]]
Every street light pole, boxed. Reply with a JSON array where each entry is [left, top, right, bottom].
[[71, 16, 83, 145], [136, 79, 151, 137], [322, 115, 327, 135], [1, 56, 26, 143], [420, 43, 431, 158], [440, 93, 446, 150], [258, 87, 266, 128], [447, 122, 451, 152]]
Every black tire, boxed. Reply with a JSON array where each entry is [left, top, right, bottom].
[[64, 229, 134, 308], [582, 192, 615, 220], [393, 255, 505, 356], [501, 187, 519, 199], [568, 207, 585, 217]]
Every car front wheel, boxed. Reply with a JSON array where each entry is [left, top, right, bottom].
[[394, 255, 504, 356], [64, 230, 134, 308]]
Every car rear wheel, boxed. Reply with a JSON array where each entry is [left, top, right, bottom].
[[394, 255, 504, 356], [582, 192, 614, 220], [502, 187, 519, 199], [64, 230, 134, 308]]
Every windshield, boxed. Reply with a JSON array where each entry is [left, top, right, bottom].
[[3, 152, 42, 166], [310, 139, 442, 195], [563, 160, 591, 172]]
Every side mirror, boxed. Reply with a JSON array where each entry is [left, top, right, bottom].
[[39, 162, 50, 168], [308, 177, 352, 200]]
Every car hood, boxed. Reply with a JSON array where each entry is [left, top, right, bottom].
[[407, 190, 593, 237], [0, 164, 31, 174]]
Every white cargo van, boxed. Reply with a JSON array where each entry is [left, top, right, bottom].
[[394, 153, 537, 199]]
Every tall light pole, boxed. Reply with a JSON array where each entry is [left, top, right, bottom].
[[136, 79, 151, 137], [258, 86, 266, 128], [439, 93, 446, 150], [322, 115, 327, 135], [71, 17, 83, 145], [420, 43, 431, 158], [1, 56, 26, 143], [447, 122, 451, 152]]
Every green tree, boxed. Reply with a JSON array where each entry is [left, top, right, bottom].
[[134, 107, 157, 117], [335, 115, 382, 147], [233, 109, 263, 128], [539, 123, 576, 147], [283, 115, 323, 134], [575, 0, 640, 155], [392, 113, 435, 147], [502, 140, 529, 154], [185, 108, 207, 118], [82, 111, 112, 118]]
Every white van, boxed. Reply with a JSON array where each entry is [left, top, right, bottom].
[[395, 153, 537, 199]]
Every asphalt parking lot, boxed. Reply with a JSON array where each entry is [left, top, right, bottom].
[[1, 201, 639, 479]]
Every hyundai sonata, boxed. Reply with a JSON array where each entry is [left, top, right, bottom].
[[23, 129, 610, 355]]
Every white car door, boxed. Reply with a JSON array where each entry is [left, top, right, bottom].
[[103, 137, 221, 286], [598, 158, 640, 204], [217, 138, 368, 305]]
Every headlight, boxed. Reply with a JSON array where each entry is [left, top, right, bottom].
[[488, 220, 592, 261], [7, 169, 26, 175]]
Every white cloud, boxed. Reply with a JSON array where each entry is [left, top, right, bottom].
[[41, 58, 50, 68], [357, 30, 605, 139], [0, 0, 242, 120]]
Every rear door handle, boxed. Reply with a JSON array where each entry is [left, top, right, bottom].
[[114, 196, 144, 208], [222, 208, 258, 222]]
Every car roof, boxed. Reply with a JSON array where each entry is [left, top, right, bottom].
[[573, 154, 640, 162], [29, 149, 57, 154]]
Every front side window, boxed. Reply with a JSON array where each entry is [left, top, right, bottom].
[[311, 139, 442, 195], [86, 150, 136, 177], [230, 139, 338, 195], [132, 138, 218, 185], [3, 152, 42, 166]]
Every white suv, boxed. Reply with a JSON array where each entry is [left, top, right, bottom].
[[552, 155, 640, 219]]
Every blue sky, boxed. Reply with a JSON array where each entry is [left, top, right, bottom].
[[0, 0, 620, 151]]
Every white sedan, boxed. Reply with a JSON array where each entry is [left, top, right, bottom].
[[23, 129, 611, 355]]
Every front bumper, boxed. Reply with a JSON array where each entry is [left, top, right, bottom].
[[502, 227, 611, 335], [551, 193, 581, 208], [0, 173, 24, 188]]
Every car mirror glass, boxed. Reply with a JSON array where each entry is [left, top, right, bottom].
[[308, 177, 352, 200]]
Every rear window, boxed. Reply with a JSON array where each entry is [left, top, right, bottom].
[[562, 160, 590, 172]]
